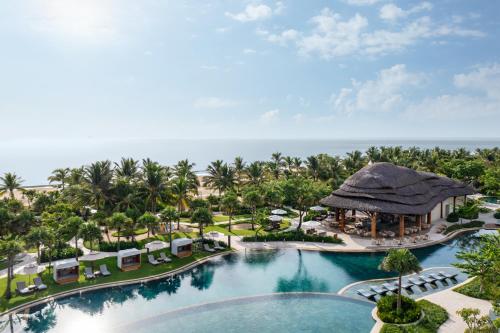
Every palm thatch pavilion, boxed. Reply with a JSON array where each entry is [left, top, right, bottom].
[[320, 162, 474, 239]]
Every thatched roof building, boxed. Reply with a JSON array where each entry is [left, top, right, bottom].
[[320, 162, 474, 215]]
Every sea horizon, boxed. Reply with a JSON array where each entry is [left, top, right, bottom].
[[2, 138, 499, 186]]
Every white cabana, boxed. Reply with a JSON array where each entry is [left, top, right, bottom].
[[271, 209, 287, 215], [171, 238, 192, 258], [268, 215, 283, 222], [117, 248, 141, 271], [144, 240, 167, 252], [302, 221, 322, 229], [309, 205, 326, 212], [53, 258, 79, 284]]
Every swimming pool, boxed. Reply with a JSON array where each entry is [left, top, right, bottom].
[[481, 196, 499, 204], [0, 230, 491, 333]]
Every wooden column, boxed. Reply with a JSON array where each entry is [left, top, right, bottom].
[[440, 202, 443, 219], [371, 213, 377, 239], [464, 195, 467, 204], [453, 196, 456, 212], [340, 209, 346, 232], [417, 215, 422, 231], [399, 215, 405, 238], [352, 209, 357, 222], [335, 208, 340, 222], [427, 211, 432, 225]]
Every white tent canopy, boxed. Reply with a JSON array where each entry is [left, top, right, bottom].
[[144, 240, 167, 251], [309, 205, 326, 212], [271, 209, 287, 215], [302, 221, 322, 229], [268, 215, 283, 222]]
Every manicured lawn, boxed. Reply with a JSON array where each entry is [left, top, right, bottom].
[[111, 228, 148, 237], [380, 300, 448, 333], [454, 277, 496, 301], [0, 248, 228, 312]]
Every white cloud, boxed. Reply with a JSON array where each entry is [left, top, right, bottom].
[[275, 1, 286, 15], [260, 109, 280, 123], [331, 64, 424, 113], [193, 97, 237, 109], [216, 27, 230, 33], [243, 48, 257, 54], [454, 63, 500, 100], [225, 4, 273, 22], [270, 8, 485, 59], [379, 2, 432, 22], [200, 65, 219, 70], [345, 0, 382, 5], [292, 113, 304, 123]]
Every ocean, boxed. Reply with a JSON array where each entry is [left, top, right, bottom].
[[1, 138, 499, 186]]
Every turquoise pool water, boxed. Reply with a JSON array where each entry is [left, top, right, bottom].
[[0, 230, 491, 333], [482, 196, 499, 204]]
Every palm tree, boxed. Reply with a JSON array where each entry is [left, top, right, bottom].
[[24, 226, 51, 264], [160, 206, 178, 250], [22, 189, 37, 208], [221, 191, 239, 233], [84, 161, 113, 210], [141, 162, 166, 213], [80, 222, 102, 258], [68, 167, 85, 186], [48, 168, 70, 190], [0, 239, 23, 299], [305, 156, 320, 181], [115, 158, 139, 181], [0, 173, 23, 199], [233, 156, 246, 193], [107, 212, 130, 251], [191, 207, 213, 241], [172, 175, 198, 215], [204, 161, 235, 197], [138, 212, 158, 238], [379, 249, 422, 313], [63, 216, 83, 261], [343, 150, 366, 175], [246, 162, 265, 186]]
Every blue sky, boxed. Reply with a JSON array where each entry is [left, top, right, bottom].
[[1, 0, 499, 140]]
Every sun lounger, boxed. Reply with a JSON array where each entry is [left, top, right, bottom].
[[100, 264, 111, 276], [438, 271, 458, 279], [419, 275, 436, 284], [148, 255, 160, 266], [395, 280, 414, 289], [16, 281, 33, 295], [429, 273, 447, 281], [382, 283, 398, 292], [33, 277, 47, 291], [408, 277, 426, 286], [370, 285, 388, 295], [84, 267, 95, 279], [159, 252, 172, 263], [203, 244, 215, 253], [357, 289, 376, 299], [213, 241, 224, 250]]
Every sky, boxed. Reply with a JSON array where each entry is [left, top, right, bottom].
[[1, 0, 499, 140]]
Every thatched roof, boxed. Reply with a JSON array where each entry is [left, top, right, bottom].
[[320, 162, 474, 215]]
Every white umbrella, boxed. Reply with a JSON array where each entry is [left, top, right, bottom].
[[23, 263, 45, 284], [302, 221, 322, 229], [268, 215, 283, 222], [309, 205, 326, 212], [144, 240, 168, 251], [271, 209, 287, 215]]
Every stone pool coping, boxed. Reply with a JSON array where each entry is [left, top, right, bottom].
[[1, 251, 232, 317]]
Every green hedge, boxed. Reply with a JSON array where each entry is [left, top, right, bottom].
[[40, 245, 83, 263], [242, 231, 343, 244], [446, 212, 459, 222], [97, 240, 141, 252], [454, 278, 496, 301], [444, 220, 484, 234], [380, 300, 448, 333], [377, 295, 421, 324]]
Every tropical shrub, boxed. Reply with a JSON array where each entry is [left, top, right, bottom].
[[446, 212, 459, 222], [380, 300, 448, 333], [478, 207, 491, 214], [457, 203, 479, 220], [242, 230, 343, 244], [40, 244, 83, 263], [444, 220, 484, 234], [377, 295, 421, 324], [97, 240, 140, 252]]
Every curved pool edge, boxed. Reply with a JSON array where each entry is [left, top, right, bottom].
[[0, 250, 233, 317]]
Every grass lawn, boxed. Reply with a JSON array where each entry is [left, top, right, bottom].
[[454, 277, 497, 301], [380, 300, 448, 333], [111, 228, 148, 237], [0, 248, 228, 312]]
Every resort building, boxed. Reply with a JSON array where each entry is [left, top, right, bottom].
[[320, 162, 474, 239], [117, 248, 141, 271], [53, 258, 80, 284], [171, 238, 193, 258]]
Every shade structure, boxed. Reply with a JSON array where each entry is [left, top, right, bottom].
[[309, 205, 326, 212], [320, 162, 474, 215], [302, 221, 322, 229], [268, 215, 283, 222], [23, 263, 45, 284], [144, 240, 167, 251], [271, 209, 287, 215]]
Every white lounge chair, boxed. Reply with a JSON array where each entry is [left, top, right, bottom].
[[419, 275, 436, 284], [148, 255, 160, 266], [100, 264, 111, 276], [381, 283, 398, 292], [84, 267, 95, 279], [438, 271, 458, 280], [34, 277, 47, 291], [429, 273, 446, 281], [408, 277, 426, 286], [16, 281, 32, 295], [370, 285, 388, 295], [395, 280, 414, 290], [357, 289, 376, 299], [203, 244, 215, 253], [213, 241, 224, 250], [159, 252, 172, 263]]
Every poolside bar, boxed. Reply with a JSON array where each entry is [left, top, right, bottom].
[[171, 238, 192, 258], [117, 248, 141, 271], [320, 162, 474, 239], [53, 258, 80, 284]]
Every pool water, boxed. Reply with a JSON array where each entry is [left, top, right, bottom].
[[482, 196, 499, 204], [0, 230, 491, 333]]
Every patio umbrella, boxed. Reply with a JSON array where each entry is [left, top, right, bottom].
[[271, 209, 287, 215], [23, 263, 45, 284], [302, 221, 322, 229], [309, 205, 326, 212], [144, 240, 168, 252], [268, 215, 283, 222]]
